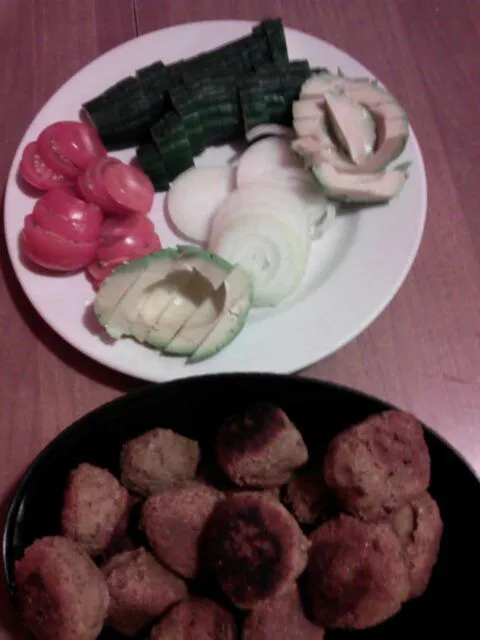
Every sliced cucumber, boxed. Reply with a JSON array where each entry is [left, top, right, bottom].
[[83, 77, 152, 149], [253, 18, 288, 63], [136, 60, 172, 120], [151, 112, 195, 182], [136, 143, 170, 192]]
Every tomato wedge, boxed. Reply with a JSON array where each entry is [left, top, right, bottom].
[[96, 214, 159, 265], [88, 234, 161, 289], [19, 142, 68, 191], [78, 157, 131, 215], [22, 214, 97, 271], [32, 186, 103, 243], [103, 161, 155, 215], [37, 121, 106, 179]]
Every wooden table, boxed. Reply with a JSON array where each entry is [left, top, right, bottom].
[[1, 0, 479, 636]]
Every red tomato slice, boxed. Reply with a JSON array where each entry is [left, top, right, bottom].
[[103, 161, 155, 215], [88, 234, 162, 290], [87, 260, 115, 283], [96, 214, 158, 265], [37, 121, 106, 179], [32, 186, 103, 243], [78, 157, 130, 215], [22, 214, 97, 271], [19, 142, 68, 191]]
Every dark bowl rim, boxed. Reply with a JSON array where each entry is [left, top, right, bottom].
[[3, 372, 479, 600]]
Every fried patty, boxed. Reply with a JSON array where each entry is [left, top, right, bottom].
[[102, 548, 187, 636], [62, 463, 130, 556], [216, 403, 309, 488], [306, 515, 410, 629], [15, 536, 109, 640], [391, 491, 443, 598], [120, 428, 200, 496], [151, 597, 236, 640], [323, 410, 430, 521], [141, 481, 224, 578], [207, 491, 310, 608], [243, 586, 325, 640]]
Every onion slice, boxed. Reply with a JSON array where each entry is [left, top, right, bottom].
[[167, 166, 235, 244], [208, 185, 311, 307], [250, 167, 337, 240], [236, 137, 303, 187]]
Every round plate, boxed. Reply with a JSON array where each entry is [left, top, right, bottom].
[[4, 21, 427, 382], [3, 374, 476, 637]]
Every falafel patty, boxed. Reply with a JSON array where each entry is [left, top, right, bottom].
[[207, 491, 310, 609], [323, 410, 430, 521], [102, 548, 187, 636], [15, 536, 109, 640], [62, 463, 130, 556], [390, 491, 443, 598], [243, 586, 325, 640], [216, 403, 309, 488], [141, 481, 224, 578], [151, 597, 236, 640], [120, 428, 200, 496], [305, 515, 410, 629]]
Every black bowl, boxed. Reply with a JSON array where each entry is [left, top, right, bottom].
[[3, 373, 479, 638]]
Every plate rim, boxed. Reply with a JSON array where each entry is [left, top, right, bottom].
[[3, 372, 478, 596], [3, 19, 428, 382]]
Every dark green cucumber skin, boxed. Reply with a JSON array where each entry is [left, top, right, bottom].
[[83, 77, 153, 150], [82, 19, 289, 148], [83, 20, 319, 184], [151, 112, 195, 182], [136, 143, 170, 191]]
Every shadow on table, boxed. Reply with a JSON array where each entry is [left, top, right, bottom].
[[0, 192, 143, 394]]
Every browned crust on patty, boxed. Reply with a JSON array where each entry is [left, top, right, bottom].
[[15, 536, 109, 640], [207, 492, 310, 608], [102, 548, 187, 636], [120, 428, 200, 496], [216, 403, 308, 488], [306, 515, 410, 629], [323, 410, 430, 521]]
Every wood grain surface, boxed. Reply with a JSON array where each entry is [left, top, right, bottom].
[[0, 1, 479, 636]]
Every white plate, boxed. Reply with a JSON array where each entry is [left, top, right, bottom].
[[4, 20, 427, 382]]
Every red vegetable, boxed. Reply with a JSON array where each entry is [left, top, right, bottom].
[[32, 186, 103, 244], [37, 121, 106, 179], [77, 157, 127, 215], [88, 216, 161, 288], [22, 214, 97, 271], [103, 161, 155, 215], [96, 214, 159, 266], [19, 142, 68, 191]]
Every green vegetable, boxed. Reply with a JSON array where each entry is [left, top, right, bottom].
[[83, 19, 291, 150], [83, 77, 152, 150], [93, 246, 252, 360], [150, 112, 195, 181], [136, 143, 170, 192]]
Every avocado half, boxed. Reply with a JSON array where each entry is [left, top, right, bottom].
[[292, 72, 409, 174], [312, 162, 410, 204], [93, 246, 253, 361]]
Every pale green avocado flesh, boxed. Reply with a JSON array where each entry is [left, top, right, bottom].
[[165, 264, 253, 359], [93, 246, 253, 361], [294, 73, 409, 174]]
